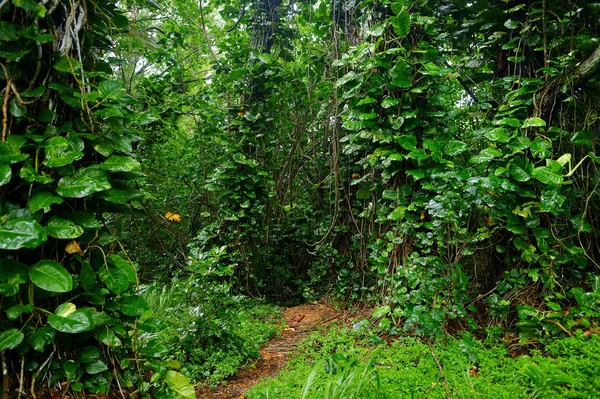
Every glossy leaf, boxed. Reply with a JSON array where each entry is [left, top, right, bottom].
[[99, 155, 141, 172], [165, 371, 196, 399], [0, 164, 11, 186], [29, 260, 73, 292], [48, 303, 93, 334], [56, 172, 111, 198], [0, 328, 24, 351], [29, 326, 56, 352], [0, 141, 28, 164], [98, 266, 129, 295], [117, 295, 150, 317], [28, 191, 64, 213], [0, 218, 47, 250], [44, 216, 84, 239]]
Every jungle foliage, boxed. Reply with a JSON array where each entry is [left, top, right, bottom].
[[1, 0, 600, 397]]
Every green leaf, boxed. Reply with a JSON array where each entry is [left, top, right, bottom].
[[48, 303, 93, 334], [397, 135, 417, 150], [56, 172, 111, 198], [0, 328, 24, 351], [12, 0, 42, 11], [43, 136, 83, 168], [532, 161, 563, 185], [80, 260, 98, 292], [6, 303, 34, 320], [356, 188, 371, 199], [571, 130, 592, 146], [53, 56, 82, 73], [407, 148, 429, 160], [0, 259, 29, 283], [372, 305, 391, 318], [521, 117, 546, 128], [0, 218, 47, 250], [44, 217, 84, 239], [496, 118, 521, 128], [508, 159, 531, 182], [0, 164, 11, 186], [98, 266, 129, 295], [99, 155, 141, 172], [98, 80, 125, 100], [85, 360, 108, 375], [20, 164, 54, 184], [94, 327, 122, 347], [391, 10, 410, 38], [0, 141, 28, 164], [444, 140, 467, 156], [80, 346, 100, 363], [29, 327, 55, 352], [108, 254, 137, 284], [504, 19, 520, 29], [387, 206, 406, 221], [0, 22, 18, 41], [30, 260, 73, 293], [484, 127, 511, 143], [165, 371, 196, 399], [117, 295, 150, 317], [28, 191, 64, 213], [540, 187, 566, 213]]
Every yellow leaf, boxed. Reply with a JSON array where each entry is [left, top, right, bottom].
[[65, 241, 84, 256], [165, 212, 182, 223]]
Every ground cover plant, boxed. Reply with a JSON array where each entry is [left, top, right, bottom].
[[247, 326, 600, 399]]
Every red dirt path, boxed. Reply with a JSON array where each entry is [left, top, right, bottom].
[[195, 302, 341, 399]]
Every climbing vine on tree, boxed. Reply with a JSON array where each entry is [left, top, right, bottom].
[[0, 0, 172, 396]]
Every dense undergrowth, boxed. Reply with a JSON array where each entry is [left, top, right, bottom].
[[248, 326, 600, 399], [142, 278, 281, 387]]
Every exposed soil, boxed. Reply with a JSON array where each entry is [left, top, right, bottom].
[[196, 302, 343, 399]]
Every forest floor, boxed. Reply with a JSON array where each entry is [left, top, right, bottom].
[[196, 302, 355, 399]]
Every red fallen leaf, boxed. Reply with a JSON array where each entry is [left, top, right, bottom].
[[469, 366, 478, 377]]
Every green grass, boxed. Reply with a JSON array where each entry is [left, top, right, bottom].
[[142, 279, 282, 386], [246, 326, 600, 399]]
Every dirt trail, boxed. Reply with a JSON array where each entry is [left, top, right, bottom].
[[196, 302, 341, 399]]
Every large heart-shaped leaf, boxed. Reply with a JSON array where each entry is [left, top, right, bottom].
[[532, 160, 563, 186], [98, 80, 125, 100], [29, 326, 56, 352], [0, 141, 28, 164], [98, 266, 129, 295], [20, 163, 54, 184], [56, 172, 111, 198], [44, 216, 84, 239], [391, 10, 410, 38], [108, 254, 137, 284], [165, 371, 196, 399], [85, 359, 108, 374], [28, 191, 64, 213], [48, 303, 93, 333], [94, 326, 122, 346], [42, 136, 84, 168], [0, 218, 47, 250], [99, 155, 141, 172], [117, 295, 149, 317], [0, 328, 24, 351], [29, 260, 73, 292]]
